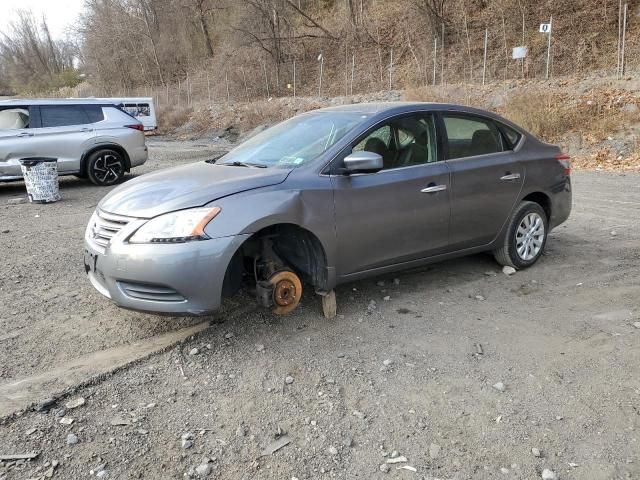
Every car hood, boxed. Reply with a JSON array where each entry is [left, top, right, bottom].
[[99, 162, 291, 218]]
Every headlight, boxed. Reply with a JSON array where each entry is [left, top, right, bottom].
[[129, 207, 221, 244]]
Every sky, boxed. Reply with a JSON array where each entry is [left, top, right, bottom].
[[0, 0, 85, 40]]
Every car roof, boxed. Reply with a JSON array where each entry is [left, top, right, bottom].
[[313, 101, 522, 131], [0, 98, 119, 106]]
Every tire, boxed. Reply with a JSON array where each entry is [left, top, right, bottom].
[[493, 201, 548, 270], [86, 149, 126, 186]]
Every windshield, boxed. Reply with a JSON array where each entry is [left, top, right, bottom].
[[218, 111, 368, 168]]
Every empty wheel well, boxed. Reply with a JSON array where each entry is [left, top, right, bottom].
[[522, 192, 551, 220], [222, 224, 328, 297], [81, 145, 131, 175]]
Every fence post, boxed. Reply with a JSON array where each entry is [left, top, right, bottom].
[[241, 68, 249, 101], [620, 3, 628, 77], [263, 63, 270, 98], [441, 23, 445, 84], [389, 48, 393, 90], [617, 0, 623, 77], [293, 59, 296, 98], [318, 53, 324, 96], [350, 54, 355, 95], [482, 28, 488, 85], [432, 37, 437, 86], [545, 16, 553, 80]]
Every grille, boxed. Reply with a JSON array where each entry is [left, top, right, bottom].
[[118, 282, 185, 302], [89, 210, 131, 249]]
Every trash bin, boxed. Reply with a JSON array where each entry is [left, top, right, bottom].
[[19, 157, 61, 204]]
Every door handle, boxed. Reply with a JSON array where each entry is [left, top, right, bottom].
[[500, 172, 521, 181], [421, 184, 447, 193], [15, 132, 34, 137]]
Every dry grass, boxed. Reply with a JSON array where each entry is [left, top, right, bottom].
[[156, 105, 193, 133]]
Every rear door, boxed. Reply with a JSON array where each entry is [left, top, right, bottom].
[[331, 112, 451, 276], [30, 104, 97, 173], [442, 113, 523, 250], [0, 105, 40, 178]]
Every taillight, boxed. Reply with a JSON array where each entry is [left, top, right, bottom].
[[555, 153, 571, 175], [126, 124, 144, 131]]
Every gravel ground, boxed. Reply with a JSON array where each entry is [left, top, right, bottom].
[[1, 138, 639, 480]]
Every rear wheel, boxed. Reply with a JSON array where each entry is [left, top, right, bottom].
[[493, 201, 548, 269], [86, 149, 125, 186]]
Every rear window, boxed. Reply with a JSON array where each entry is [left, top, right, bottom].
[[40, 105, 89, 127], [83, 105, 105, 123], [443, 114, 503, 159]]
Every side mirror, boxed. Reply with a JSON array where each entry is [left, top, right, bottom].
[[343, 150, 383, 173]]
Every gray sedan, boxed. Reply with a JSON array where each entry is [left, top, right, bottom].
[[84, 102, 571, 317]]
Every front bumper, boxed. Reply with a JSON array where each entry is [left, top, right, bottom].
[[84, 233, 249, 315]]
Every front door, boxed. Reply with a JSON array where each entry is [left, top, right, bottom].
[[331, 113, 451, 277], [442, 113, 524, 250]]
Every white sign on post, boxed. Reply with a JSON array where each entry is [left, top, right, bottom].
[[539, 23, 551, 33], [512, 46, 528, 59]]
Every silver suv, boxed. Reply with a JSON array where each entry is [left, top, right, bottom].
[[0, 99, 148, 186]]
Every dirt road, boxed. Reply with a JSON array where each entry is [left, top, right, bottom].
[[1, 138, 639, 480]]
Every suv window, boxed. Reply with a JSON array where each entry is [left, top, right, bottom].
[[443, 114, 503, 159], [84, 105, 105, 123], [40, 105, 89, 128], [353, 114, 437, 170], [0, 107, 30, 129]]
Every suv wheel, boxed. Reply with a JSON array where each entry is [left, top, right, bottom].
[[493, 201, 548, 269], [87, 149, 125, 186]]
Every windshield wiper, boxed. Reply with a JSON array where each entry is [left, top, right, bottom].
[[225, 161, 267, 168]]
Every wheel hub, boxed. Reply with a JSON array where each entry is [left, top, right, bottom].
[[515, 212, 545, 261], [268, 271, 302, 314]]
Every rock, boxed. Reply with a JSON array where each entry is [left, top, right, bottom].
[[189, 348, 200, 356], [66, 433, 79, 445], [65, 397, 85, 409], [367, 300, 377, 313], [383, 359, 393, 367], [633, 322, 640, 329], [502, 266, 516, 276], [492, 382, 506, 392], [25, 427, 37, 435], [541, 469, 557, 480], [96, 469, 108, 478], [181, 432, 193, 449], [285, 375, 294, 385], [532, 447, 541, 457], [474, 295, 486, 301], [501, 467, 509, 474], [110, 416, 131, 426], [390, 450, 399, 458], [235, 424, 247, 437], [386, 456, 408, 464], [622, 103, 639, 114], [328, 446, 338, 455], [610, 230, 617, 236], [7, 197, 27, 205], [1, 229, 9, 234], [383, 295, 391, 301], [60, 417, 74, 425], [343, 437, 354, 448], [429, 443, 441, 459], [195, 463, 212, 477], [393, 278, 400, 285], [255, 344, 265, 352], [224, 332, 234, 339], [379, 464, 391, 473], [376, 280, 385, 287]]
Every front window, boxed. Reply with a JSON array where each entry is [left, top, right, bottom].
[[218, 112, 368, 168]]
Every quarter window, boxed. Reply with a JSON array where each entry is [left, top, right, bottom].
[[500, 123, 522, 149], [40, 105, 89, 127], [353, 114, 437, 170], [443, 115, 503, 159]]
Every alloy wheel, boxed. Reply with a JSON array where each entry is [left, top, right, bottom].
[[515, 212, 545, 261], [92, 153, 123, 184]]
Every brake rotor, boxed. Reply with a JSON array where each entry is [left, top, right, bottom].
[[268, 270, 302, 315]]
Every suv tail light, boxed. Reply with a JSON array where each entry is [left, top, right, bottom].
[[126, 124, 144, 131], [555, 153, 571, 174]]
